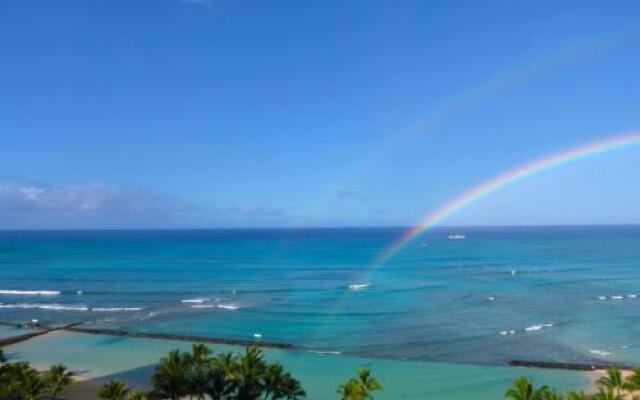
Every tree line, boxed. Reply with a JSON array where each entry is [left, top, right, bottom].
[[0, 345, 383, 400], [6, 343, 637, 400]]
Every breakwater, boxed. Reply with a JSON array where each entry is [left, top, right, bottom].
[[508, 360, 632, 371], [63, 326, 295, 350]]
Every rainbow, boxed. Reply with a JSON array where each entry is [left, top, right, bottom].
[[370, 131, 640, 269]]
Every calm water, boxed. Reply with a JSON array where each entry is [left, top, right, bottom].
[[5, 332, 589, 400], [1, 226, 640, 365]]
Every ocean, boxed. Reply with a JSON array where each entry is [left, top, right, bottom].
[[1, 226, 640, 367]]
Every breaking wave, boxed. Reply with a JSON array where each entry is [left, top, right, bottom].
[[0, 290, 60, 296]]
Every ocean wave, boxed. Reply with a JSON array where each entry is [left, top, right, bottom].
[[92, 307, 143, 312], [0, 303, 143, 312], [589, 349, 612, 357], [597, 294, 638, 301], [0, 303, 88, 311], [499, 330, 516, 335], [181, 298, 210, 304], [348, 284, 369, 291], [525, 323, 553, 332], [0, 290, 60, 296], [191, 304, 239, 310], [308, 350, 342, 355], [217, 304, 239, 310]]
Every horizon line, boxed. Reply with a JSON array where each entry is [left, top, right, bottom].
[[1, 223, 640, 232]]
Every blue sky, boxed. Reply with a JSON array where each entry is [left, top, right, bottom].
[[1, 0, 639, 228]]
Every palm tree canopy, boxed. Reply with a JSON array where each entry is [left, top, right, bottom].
[[44, 363, 75, 398], [624, 368, 640, 391], [598, 368, 624, 391], [336, 368, 382, 400], [98, 380, 132, 400], [505, 377, 549, 400], [151, 349, 189, 400], [592, 387, 623, 400]]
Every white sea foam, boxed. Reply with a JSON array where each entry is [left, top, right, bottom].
[[308, 350, 342, 355], [627, 294, 638, 298], [487, 296, 496, 301], [348, 284, 369, 290], [499, 330, 516, 335], [253, 333, 262, 338], [525, 323, 552, 332], [92, 307, 143, 312], [0, 303, 88, 311], [611, 295, 623, 300], [181, 298, 210, 304], [217, 304, 239, 310], [590, 349, 612, 357], [598, 296, 607, 300], [191, 305, 216, 309], [0, 290, 60, 296]]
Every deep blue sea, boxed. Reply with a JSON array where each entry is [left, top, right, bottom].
[[2, 226, 640, 366]]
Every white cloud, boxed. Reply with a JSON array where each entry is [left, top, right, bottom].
[[0, 177, 291, 229], [0, 178, 198, 228]]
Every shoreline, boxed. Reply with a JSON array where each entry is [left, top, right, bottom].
[[3, 329, 599, 400]]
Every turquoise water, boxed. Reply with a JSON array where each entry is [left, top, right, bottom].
[[1, 227, 640, 366], [5, 331, 589, 400], [0, 325, 29, 339]]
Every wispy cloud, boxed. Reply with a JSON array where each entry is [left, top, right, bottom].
[[0, 177, 292, 229], [0, 177, 198, 228]]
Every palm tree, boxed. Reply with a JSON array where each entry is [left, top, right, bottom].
[[186, 343, 212, 366], [280, 373, 305, 400], [624, 367, 640, 392], [337, 368, 382, 400], [206, 351, 238, 400], [44, 364, 75, 399], [128, 390, 150, 400], [597, 368, 624, 397], [186, 344, 213, 400], [0, 362, 43, 400], [337, 379, 362, 400], [540, 388, 565, 400], [151, 349, 189, 400], [592, 387, 623, 400], [236, 346, 267, 400], [505, 377, 549, 400], [20, 371, 48, 400], [565, 391, 590, 400], [98, 380, 131, 400], [264, 363, 286, 400]]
